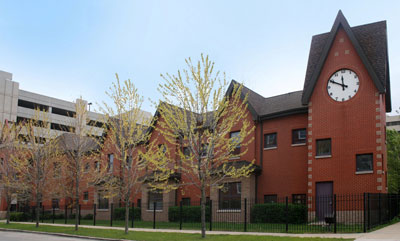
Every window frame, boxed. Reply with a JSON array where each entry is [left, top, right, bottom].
[[292, 194, 306, 205], [356, 153, 373, 173], [292, 128, 307, 145], [230, 131, 241, 156], [97, 191, 109, 210], [264, 133, 277, 149], [83, 191, 89, 201], [218, 182, 242, 210], [148, 191, 163, 211], [264, 194, 278, 204], [316, 138, 332, 157], [108, 154, 114, 173]]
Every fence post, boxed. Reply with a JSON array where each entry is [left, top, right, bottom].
[[285, 197, 288, 233], [209, 200, 212, 231], [110, 203, 113, 227], [132, 202, 135, 228], [333, 194, 337, 233], [64, 204, 67, 224], [79, 204, 81, 225], [363, 193, 367, 233], [179, 200, 182, 230], [244, 198, 248, 232], [368, 193, 371, 230], [41, 206, 44, 223], [93, 204, 96, 226], [378, 193, 382, 225], [52, 207, 55, 224], [153, 202, 156, 229]]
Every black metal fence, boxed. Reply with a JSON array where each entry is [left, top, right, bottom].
[[10, 193, 400, 233]]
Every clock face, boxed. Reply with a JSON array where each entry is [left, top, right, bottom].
[[327, 69, 359, 102]]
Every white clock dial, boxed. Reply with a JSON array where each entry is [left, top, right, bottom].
[[327, 69, 359, 102]]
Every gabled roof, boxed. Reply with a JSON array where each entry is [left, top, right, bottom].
[[302, 10, 391, 111], [228, 80, 307, 121]]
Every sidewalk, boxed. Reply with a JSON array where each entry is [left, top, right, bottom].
[[354, 222, 400, 241], [2, 221, 364, 239]]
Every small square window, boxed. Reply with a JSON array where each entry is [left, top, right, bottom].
[[182, 198, 191, 206], [316, 139, 331, 156], [264, 133, 277, 148], [292, 129, 306, 144], [264, 194, 277, 203], [292, 194, 306, 205], [356, 154, 373, 172], [183, 147, 191, 157]]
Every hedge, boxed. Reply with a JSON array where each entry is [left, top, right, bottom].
[[168, 206, 210, 222], [10, 212, 31, 221], [251, 203, 307, 224], [113, 207, 141, 220]]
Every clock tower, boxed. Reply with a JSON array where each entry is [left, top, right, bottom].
[[301, 10, 391, 204]]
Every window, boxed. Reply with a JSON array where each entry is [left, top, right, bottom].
[[126, 156, 132, 169], [108, 154, 114, 172], [387, 121, 400, 126], [356, 154, 373, 172], [219, 182, 241, 210], [148, 191, 163, 210], [52, 199, 59, 209], [230, 131, 241, 156], [264, 194, 277, 203], [292, 194, 306, 205], [158, 144, 167, 154], [264, 133, 277, 148], [183, 147, 191, 157], [137, 199, 141, 208], [292, 129, 306, 145], [83, 191, 89, 201], [316, 139, 331, 156], [94, 161, 100, 172], [98, 192, 109, 209], [84, 163, 90, 173], [200, 144, 208, 158], [0, 158, 3, 166], [182, 198, 191, 206]]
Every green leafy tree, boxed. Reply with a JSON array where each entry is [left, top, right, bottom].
[[155, 54, 255, 238], [387, 129, 400, 193]]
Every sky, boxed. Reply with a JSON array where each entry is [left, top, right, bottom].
[[0, 0, 399, 115]]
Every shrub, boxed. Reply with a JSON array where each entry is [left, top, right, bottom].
[[168, 205, 210, 222], [251, 203, 307, 224], [113, 207, 141, 220], [69, 213, 82, 219], [83, 214, 93, 220], [10, 212, 31, 221]]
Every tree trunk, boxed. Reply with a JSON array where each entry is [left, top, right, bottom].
[[36, 195, 40, 228], [200, 186, 206, 238], [6, 195, 11, 224], [125, 196, 129, 234], [75, 176, 79, 231]]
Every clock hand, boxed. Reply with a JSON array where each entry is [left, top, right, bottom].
[[329, 80, 348, 88], [341, 76, 345, 91]]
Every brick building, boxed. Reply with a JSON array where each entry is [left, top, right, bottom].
[[0, 11, 392, 222]]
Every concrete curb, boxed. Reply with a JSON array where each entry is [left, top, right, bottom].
[[0, 227, 129, 241], [0, 221, 364, 239]]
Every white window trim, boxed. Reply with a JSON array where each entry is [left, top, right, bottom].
[[146, 209, 163, 212], [291, 143, 306, 147], [315, 155, 332, 159], [229, 156, 240, 160], [355, 170, 373, 175], [264, 146, 277, 150]]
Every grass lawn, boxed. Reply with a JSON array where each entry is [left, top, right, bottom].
[[36, 218, 363, 233], [0, 223, 354, 241]]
